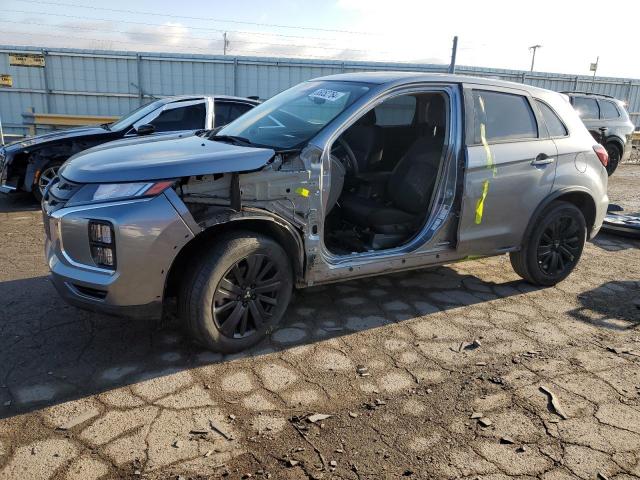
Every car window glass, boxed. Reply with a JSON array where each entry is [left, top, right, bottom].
[[599, 100, 620, 119], [214, 102, 231, 127], [229, 103, 253, 122], [374, 95, 416, 126], [150, 103, 206, 132], [573, 97, 599, 119], [217, 81, 370, 149], [535, 100, 568, 137], [473, 90, 538, 142], [110, 101, 162, 131]]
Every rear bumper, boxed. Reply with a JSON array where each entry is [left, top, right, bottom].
[[44, 192, 196, 318]]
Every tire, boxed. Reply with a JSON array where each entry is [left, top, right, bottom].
[[510, 201, 586, 286], [179, 231, 293, 352], [605, 143, 621, 176], [33, 161, 63, 202]]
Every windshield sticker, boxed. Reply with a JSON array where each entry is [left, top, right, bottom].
[[309, 89, 347, 102]]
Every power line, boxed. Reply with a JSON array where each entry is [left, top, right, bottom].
[[3, 8, 338, 42], [0, 18, 390, 56], [15, 0, 379, 35], [0, 30, 385, 60]]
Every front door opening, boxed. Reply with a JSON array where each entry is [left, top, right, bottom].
[[323, 92, 448, 254]]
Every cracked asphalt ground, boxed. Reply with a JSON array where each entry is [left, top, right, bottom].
[[1, 165, 639, 480]]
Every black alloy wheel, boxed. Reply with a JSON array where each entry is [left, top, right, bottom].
[[510, 201, 586, 286], [212, 254, 284, 339], [536, 215, 581, 277]]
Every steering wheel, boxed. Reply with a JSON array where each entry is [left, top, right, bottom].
[[331, 137, 359, 176]]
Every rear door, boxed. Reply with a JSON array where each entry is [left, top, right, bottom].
[[458, 85, 558, 254]]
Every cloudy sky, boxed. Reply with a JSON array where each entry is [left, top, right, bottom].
[[1, 0, 639, 78]]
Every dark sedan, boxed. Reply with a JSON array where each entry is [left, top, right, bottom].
[[0, 95, 259, 199]]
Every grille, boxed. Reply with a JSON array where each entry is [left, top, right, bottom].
[[43, 176, 82, 213]]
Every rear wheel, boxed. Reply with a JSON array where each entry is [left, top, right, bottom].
[[179, 231, 293, 352], [510, 201, 586, 286], [605, 143, 620, 176]]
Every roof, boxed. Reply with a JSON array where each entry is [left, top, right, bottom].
[[313, 71, 551, 94], [160, 95, 260, 105]]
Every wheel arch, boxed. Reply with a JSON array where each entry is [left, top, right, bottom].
[[24, 148, 71, 192], [164, 213, 305, 300], [520, 188, 597, 246]]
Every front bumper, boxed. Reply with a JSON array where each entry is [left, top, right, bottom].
[[0, 148, 22, 193], [44, 192, 196, 318]]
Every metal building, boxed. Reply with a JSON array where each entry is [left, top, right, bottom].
[[1, 44, 639, 139]]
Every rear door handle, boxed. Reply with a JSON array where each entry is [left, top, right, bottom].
[[531, 153, 555, 166]]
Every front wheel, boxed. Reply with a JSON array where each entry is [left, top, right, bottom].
[[179, 231, 293, 352], [510, 201, 586, 286], [33, 161, 63, 202]]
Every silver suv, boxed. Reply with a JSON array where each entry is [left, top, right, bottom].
[[42, 73, 609, 352]]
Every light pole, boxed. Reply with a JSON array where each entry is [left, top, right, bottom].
[[529, 44, 542, 72], [223, 32, 229, 55]]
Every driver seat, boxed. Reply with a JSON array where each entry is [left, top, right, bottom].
[[339, 136, 442, 235]]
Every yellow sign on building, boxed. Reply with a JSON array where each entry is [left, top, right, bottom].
[[0, 74, 12, 87], [9, 53, 46, 67]]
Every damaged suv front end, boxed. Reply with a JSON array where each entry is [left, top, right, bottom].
[[43, 79, 367, 320]]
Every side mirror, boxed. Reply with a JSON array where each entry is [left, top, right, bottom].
[[136, 124, 155, 136]]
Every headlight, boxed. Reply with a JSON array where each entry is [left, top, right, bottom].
[[67, 180, 174, 206]]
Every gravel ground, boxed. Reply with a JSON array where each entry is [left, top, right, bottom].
[[0, 166, 639, 480]]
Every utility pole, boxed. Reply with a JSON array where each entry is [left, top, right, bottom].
[[223, 32, 229, 55], [448, 36, 458, 74], [529, 44, 541, 72], [590, 56, 599, 90]]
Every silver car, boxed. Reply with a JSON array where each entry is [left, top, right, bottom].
[[42, 73, 609, 352]]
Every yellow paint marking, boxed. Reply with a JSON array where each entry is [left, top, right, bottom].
[[295, 187, 310, 198], [475, 179, 490, 224]]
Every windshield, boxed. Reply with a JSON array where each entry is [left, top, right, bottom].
[[109, 100, 164, 131], [216, 81, 370, 149]]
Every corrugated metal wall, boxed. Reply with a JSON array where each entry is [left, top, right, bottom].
[[1, 45, 639, 137]]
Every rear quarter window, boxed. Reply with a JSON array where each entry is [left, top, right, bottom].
[[472, 90, 538, 143], [599, 100, 620, 119], [535, 100, 568, 137]]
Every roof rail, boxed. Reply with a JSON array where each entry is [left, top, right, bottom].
[[560, 90, 615, 99]]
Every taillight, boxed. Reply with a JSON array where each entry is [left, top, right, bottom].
[[593, 144, 609, 168]]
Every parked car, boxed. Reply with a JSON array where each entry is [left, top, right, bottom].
[[562, 91, 634, 175], [0, 95, 259, 199], [42, 73, 609, 352]]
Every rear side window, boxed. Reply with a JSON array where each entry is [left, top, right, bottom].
[[151, 103, 206, 131], [472, 90, 538, 143], [535, 100, 568, 137], [374, 95, 416, 126], [229, 103, 253, 122], [573, 97, 599, 119], [599, 100, 620, 119], [214, 102, 231, 127]]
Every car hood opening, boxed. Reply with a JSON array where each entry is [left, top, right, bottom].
[[59, 135, 276, 183]]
